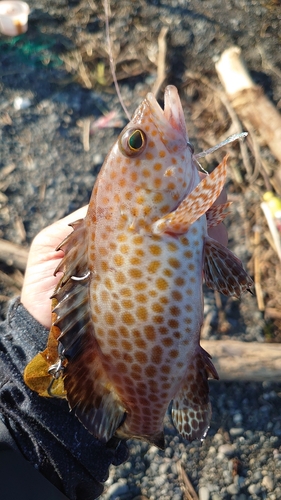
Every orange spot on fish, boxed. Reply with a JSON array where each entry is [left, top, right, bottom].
[[153, 162, 162, 171], [145, 152, 153, 160], [149, 244, 162, 256], [144, 325, 156, 341], [121, 312, 135, 325], [154, 178, 162, 188], [115, 271, 126, 284]]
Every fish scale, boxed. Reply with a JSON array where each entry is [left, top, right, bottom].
[[24, 85, 254, 449]]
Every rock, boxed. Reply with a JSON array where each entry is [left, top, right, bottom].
[[248, 483, 261, 495], [252, 470, 262, 482], [233, 412, 243, 425], [262, 475, 274, 491], [218, 444, 235, 457], [198, 486, 210, 500], [227, 483, 240, 495], [229, 427, 244, 437], [106, 480, 129, 499], [14, 97, 32, 110]]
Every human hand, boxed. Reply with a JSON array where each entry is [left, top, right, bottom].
[[21, 206, 87, 329]]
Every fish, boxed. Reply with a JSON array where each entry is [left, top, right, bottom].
[[24, 85, 254, 449]]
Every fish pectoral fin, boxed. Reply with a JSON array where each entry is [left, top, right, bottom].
[[172, 347, 218, 442], [206, 202, 232, 228], [63, 326, 126, 442], [204, 236, 254, 298], [152, 156, 228, 235]]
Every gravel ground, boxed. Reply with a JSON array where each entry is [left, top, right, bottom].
[[0, 1, 281, 499]]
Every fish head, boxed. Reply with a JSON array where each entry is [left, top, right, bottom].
[[94, 86, 199, 229]]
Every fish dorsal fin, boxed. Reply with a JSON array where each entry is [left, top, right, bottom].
[[206, 202, 232, 228], [152, 156, 228, 235], [54, 218, 89, 285], [172, 347, 218, 442], [204, 236, 254, 298]]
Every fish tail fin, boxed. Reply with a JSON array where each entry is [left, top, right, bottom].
[[172, 347, 218, 441], [204, 236, 254, 297]]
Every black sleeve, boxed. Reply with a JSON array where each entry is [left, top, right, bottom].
[[0, 298, 128, 500]]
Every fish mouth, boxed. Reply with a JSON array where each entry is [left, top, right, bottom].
[[146, 85, 188, 143]]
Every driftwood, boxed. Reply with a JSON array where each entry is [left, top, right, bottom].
[[202, 340, 281, 382], [215, 46, 281, 164], [0, 238, 29, 271]]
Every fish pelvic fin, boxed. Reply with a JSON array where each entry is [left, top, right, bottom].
[[206, 202, 232, 228], [172, 347, 218, 442], [204, 236, 254, 298], [152, 155, 228, 235]]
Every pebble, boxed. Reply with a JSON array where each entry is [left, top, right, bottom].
[[226, 483, 240, 495], [262, 475, 274, 491], [13, 96, 32, 110], [248, 483, 261, 495], [198, 486, 210, 500], [233, 413, 243, 425], [252, 470, 262, 482], [218, 444, 235, 456], [105, 480, 129, 499], [229, 427, 244, 437]]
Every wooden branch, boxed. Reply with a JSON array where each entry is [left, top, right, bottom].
[[0, 238, 29, 271], [215, 46, 281, 164], [201, 340, 281, 382], [152, 26, 169, 98]]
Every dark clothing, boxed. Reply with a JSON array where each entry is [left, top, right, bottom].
[[0, 298, 128, 500]]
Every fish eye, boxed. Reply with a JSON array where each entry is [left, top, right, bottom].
[[119, 128, 147, 157]]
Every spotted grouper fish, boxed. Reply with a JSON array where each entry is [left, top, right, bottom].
[[24, 85, 253, 448]]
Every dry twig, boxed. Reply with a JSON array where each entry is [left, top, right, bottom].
[[0, 239, 29, 271], [152, 26, 169, 99], [177, 462, 199, 500]]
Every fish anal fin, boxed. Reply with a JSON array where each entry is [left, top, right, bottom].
[[62, 325, 126, 442], [153, 156, 228, 235], [206, 202, 232, 228], [172, 347, 218, 442], [204, 236, 254, 298]]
